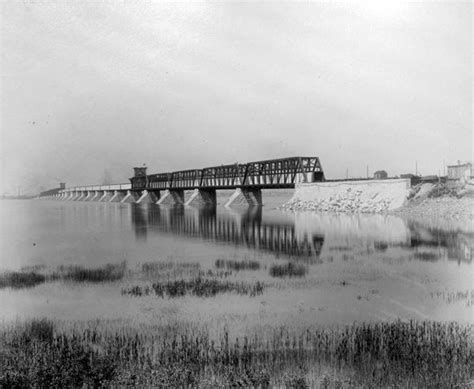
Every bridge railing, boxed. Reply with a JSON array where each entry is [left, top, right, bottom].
[[60, 183, 131, 193]]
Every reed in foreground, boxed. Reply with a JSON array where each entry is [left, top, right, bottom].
[[1, 319, 471, 388]]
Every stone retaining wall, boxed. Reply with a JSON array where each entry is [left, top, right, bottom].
[[283, 179, 411, 213]]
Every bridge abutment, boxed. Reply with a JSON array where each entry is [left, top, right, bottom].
[[224, 188, 262, 207], [137, 190, 160, 204], [185, 189, 216, 207], [157, 189, 185, 205]]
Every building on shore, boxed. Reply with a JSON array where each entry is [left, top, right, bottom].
[[447, 162, 472, 182], [373, 170, 388, 180]]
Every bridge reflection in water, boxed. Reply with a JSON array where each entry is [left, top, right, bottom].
[[131, 205, 325, 260], [130, 204, 473, 264]]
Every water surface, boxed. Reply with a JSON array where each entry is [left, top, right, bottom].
[[1, 194, 472, 331]]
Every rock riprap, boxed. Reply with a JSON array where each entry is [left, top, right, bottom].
[[282, 188, 394, 213]]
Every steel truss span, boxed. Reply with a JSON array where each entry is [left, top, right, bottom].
[[132, 156, 324, 190]]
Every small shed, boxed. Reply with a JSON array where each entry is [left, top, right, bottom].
[[373, 170, 388, 180]]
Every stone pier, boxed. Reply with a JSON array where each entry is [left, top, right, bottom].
[[136, 190, 160, 204], [157, 189, 185, 205], [98, 191, 114, 202], [75, 192, 87, 201], [90, 191, 103, 201], [224, 188, 262, 207], [109, 190, 126, 202], [184, 189, 216, 207], [120, 190, 140, 203]]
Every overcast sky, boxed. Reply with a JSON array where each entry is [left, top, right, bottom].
[[1, 1, 472, 194]]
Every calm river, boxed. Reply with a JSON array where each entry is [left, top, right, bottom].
[[1, 192, 472, 333]]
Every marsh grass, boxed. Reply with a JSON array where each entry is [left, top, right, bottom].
[[269, 262, 307, 278], [0, 271, 48, 289], [122, 277, 264, 298], [142, 261, 200, 274], [198, 269, 233, 278], [431, 289, 474, 306], [1, 319, 471, 387], [141, 261, 200, 280], [54, 262, 126, 282], [215, 259, 261, 271], [0, 262, 126, 289], [20, 264, 46, 272], [414, 252, 439, 261]]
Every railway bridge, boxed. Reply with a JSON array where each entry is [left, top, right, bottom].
[[48, 156, 324, 207]]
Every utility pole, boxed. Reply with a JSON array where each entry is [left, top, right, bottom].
[[346, 168, 349, 179], [366, 165, 369, 179], [415, 161, 418, 176]]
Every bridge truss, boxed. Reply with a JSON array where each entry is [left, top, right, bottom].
[[132, 156, 324, 190]]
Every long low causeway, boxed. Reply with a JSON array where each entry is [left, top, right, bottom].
[[40, 156, 325, 207], [43, 184, 270, 207]]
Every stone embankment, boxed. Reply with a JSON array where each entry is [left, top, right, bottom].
[[394, 197, 473, 220], [282, 179, 410, 214], [282, 179, 474, 224]]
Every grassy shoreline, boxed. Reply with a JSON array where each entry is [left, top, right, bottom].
[[1, 318, 472, 388]]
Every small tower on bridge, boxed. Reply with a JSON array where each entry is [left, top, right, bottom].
[[130, 166, 149, 191], [133, 166, 147, 177]]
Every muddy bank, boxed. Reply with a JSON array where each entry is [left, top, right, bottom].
[[393, 197, 474, 232]]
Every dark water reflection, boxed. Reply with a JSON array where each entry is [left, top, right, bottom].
[[131, 205, 325, 260], [130, 204, 473, 264], [408, 221, 473, 264]]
